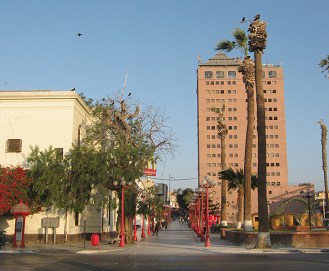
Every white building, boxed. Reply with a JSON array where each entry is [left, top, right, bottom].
[[0, 90, 116, 243]]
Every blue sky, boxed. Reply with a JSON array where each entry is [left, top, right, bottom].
[[1, 1, 329, 191]]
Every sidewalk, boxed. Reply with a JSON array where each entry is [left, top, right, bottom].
[[1, 220, 329, 254]]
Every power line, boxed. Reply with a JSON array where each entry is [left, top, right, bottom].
[[147, 177, 198, 182]]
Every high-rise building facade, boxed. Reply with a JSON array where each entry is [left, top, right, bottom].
[[197, 53, 289, 223]]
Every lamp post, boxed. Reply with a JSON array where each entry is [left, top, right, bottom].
[[300, 187, 313, 231], [198, 187, 205, 242], [113, 179, 129, 247], [201, 175, 215, 247]]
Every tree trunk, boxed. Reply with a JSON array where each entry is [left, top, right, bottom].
[[254, 50, 271, 248], [237, 189, 243, 229], [244, 84, 255, 231], [320, 122, 329, 224], [220, 136, 227, 226], [63, 209, 69, 243]]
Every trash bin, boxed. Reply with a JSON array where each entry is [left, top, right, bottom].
[[0, 230, 6, 247], [91, 233, 100, 246]]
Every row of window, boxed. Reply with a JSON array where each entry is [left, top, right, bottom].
[[206, 134, 279, 141], [206, 124, 280, 130], [205, 71, 237, 79], [206, 153, 239, 158], [206, 81, 236, 85], [206, 170, 282, 179], [206, 98, 237, 103], [205, 89, 237, 94], [204, 70, 277, 79], [205, 89, 278, 97]]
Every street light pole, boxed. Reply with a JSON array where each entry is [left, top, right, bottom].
[[201, 175, 215, 247], [119, 186, 125, 247], [113, 179, 129, 247]]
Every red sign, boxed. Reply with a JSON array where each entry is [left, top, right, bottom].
[[144, 168, 157, 176]]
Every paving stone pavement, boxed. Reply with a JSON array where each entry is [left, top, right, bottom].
[[1, 220, 329, 255]]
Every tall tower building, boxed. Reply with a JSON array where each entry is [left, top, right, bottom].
[[197, 53, 288, 223]]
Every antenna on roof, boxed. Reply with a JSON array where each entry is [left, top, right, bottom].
[[197, 55, 202, 64]]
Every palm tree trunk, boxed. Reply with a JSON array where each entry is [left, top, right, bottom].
[[320, 121, 329, 224], [243, 84, 255, 231], [220, 136, 227, 226], [237, 189, 244, 229], [254, 51, 271, 248]]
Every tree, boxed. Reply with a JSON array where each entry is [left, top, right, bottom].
[[219, 168, 257, 229], [176, 188, 194, 212], [318, 120, 329, 224], [216, 28, 255, 231], [0, 166, 31, 215], [211, 106, 228, 226], [248, 14, 271, 248], [319, 55, 329, 78], [27, 144, 107, 242], [84, 96, 177, 243]]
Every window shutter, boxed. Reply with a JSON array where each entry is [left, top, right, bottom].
[[6, 139, 22, 152]]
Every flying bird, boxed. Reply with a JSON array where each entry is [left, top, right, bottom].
[[70, 88, 75, 91], [76, 33, 83, 37], [240, 17, 245, 23], [253, 14, 260, 21], [128, 93, 131, 97]]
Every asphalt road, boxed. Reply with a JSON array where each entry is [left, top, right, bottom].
[[1, 221, 329, 271]]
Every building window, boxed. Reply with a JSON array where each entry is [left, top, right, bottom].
[[228, 71, 236, 78], [269, 71, 277, 78], [205, 71, 213, 78], [216, 71, 225, 78], [6, 139, 22, 153], [75, 211, 79, 226]]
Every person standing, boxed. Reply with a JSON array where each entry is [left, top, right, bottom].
[[153, 221, 160, 236]]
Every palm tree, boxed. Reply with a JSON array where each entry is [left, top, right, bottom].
[[216, 28, 255, 231], [211, 106, 228, 226], [318, 120, 329, 224], [319, 55, 329, 78], [219, 168, 257, 229], [248, 15, 271, 248]]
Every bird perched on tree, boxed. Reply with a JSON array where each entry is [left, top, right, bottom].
[[76, 33, 83, 37], [253, 14, 260, 21]]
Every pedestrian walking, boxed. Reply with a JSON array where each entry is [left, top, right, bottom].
[[153, 221, 160, 236]]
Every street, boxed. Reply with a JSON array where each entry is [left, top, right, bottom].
[[1, 221, 329, 271]]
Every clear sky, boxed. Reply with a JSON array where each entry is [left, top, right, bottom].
[[1, 1, 329, 191]]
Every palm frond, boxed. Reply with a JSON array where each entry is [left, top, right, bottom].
[[215, 40, 235, 52]]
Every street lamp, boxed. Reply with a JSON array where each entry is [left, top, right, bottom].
[[196, 187, 205, 242], [300, 187, 313, 231], [113, 178, 130, 247], [201, 175, 215, 247]]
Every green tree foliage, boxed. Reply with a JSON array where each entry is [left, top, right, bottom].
[[319, 55, 329, 78], [27, 144, 106, 213], [176, 188, 194, 212]]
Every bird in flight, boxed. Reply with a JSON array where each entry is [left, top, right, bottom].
[[240, 17, 245, 23], [76, 33, 83, 37], [253, 14, 260, 21], [70, 88, 75, 91], [128, 93, 131, 97]]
